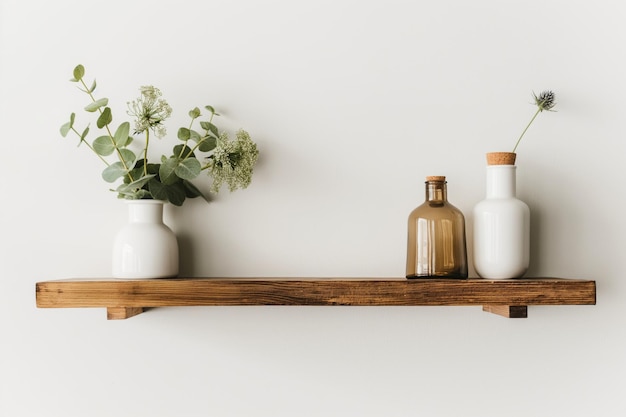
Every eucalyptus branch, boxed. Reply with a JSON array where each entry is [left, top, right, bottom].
[[60, 64, 259, 206], [69, 126, 110, 166], [75, 73, 135, 181], [77, 77, 115, 147]]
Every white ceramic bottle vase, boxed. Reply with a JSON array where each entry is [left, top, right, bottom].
[[473, 152, 530, 279], [112, 200, 179, 279]]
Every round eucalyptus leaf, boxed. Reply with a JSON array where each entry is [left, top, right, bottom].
[[102, 162, 127, 183], [188, 107, 201, 119], [60, 122, 71, 137], [198, 136, 217, 152], [204, 105, 219, 116], [71, 64, 85, 82], [200, 121, 219, 138], [93, 135, 115, 156], [114, 122, 131, 147], [173, 144, 195, 159], [118, 149, 136, 166], [174, 157, 201, 180], [189, 129, 201, 142], [178, 127, 190, 141], [96, 107, 112, 128], [158, 157, 180, 185]]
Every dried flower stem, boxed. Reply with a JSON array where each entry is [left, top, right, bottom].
[[512, 90, 556, 153], [512, 108, 541, 153]]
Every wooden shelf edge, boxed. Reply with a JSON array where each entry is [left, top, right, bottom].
[[35, 277, 596, 320]]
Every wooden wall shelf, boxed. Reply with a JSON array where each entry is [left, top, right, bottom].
[[35, 277, 596, 320]]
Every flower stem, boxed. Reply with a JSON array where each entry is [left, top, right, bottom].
[[512, 108, 541, 153], [143, 130, 150, 177]]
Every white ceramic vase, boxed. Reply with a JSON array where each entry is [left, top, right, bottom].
[[473, 163, 530, 279], [112, 200, 179, 279]]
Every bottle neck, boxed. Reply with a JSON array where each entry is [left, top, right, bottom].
[[486, 166, 516, 198], [425, 181, 448, 203], [128, 200, 165, 224]]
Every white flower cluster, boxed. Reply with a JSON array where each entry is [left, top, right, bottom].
[[208, 129, 259, 193], [127, 86, 173, 138]]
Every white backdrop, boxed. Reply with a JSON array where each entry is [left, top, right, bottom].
[[1, 0, 624, 416]]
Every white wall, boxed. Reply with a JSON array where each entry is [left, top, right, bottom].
[[1, 0, 624, 416]]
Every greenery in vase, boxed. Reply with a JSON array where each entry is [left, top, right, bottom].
[[512, 90, 557, 153], [60, 64, 259, 206]]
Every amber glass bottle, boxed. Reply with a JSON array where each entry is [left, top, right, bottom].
[[406, 176, 468, 278]]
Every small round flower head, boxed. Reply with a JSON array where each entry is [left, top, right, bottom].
[[127, 85, 172, 138], [208, 129, 259, 193], [533, 90, 556, 112]]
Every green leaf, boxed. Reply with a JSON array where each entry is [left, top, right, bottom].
[[119, 149, 136, 166], [146, 162, 160, 175], [198, 136, 217, 152], [205, 105, 219, 116], [147, 180, 166, 198], [93, 135, 114, 156], [189, 107, 201, 119], [177, 127, 190, 141], [96, 107, 112, 128], [116, 174, 156, 196], [125, 160, 154, 184], [115, 188, 136, 198], [102, 162, 127, 183], [129, 174, 156, 189], [80, 126, 90, 143], [60, 113, 75, 137], [174, 157, 201, 180], [113, 122, 131, 147], [179, 128, 204, 143], [116, 135, 132, 148], [173, 144, 194, 158], [88, 79, 97, 93], [200, 121, 219, 137], [60, 122, 71, 137], [149, 181, 186, 206], [189, 129, 201, 142], [158, 157, 180, 185], [84, 97, 109, 112], [71, 64, 85, 82]]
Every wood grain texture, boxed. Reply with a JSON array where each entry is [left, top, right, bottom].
[[36, 277, 596, 308], [107, 307, 144, 320]]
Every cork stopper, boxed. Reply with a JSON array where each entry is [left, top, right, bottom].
[[426, 176, 446, 182], [486, 152, 516, 165]]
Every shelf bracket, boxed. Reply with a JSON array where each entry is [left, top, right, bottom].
[[107, 307, 144, 320], [482, 305, 528, 318]]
